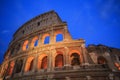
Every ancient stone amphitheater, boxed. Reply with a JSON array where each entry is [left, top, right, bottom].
[[0, 11, 120, 80]]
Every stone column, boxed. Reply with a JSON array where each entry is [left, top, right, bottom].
[[38, 34, 42, 46], [47, 51, 51, 72], [81, 44, 89, 65], [29, 38, 33, 49], [64, 26, 72, 41], [32, 54, 38, 72], [21, 57, 27, 75], [11, 60, 17, 77], [50, 49, 56, 71], [3, 62, 10, 80], [64, 47, 70, 66], [50, 29, 55, 44]]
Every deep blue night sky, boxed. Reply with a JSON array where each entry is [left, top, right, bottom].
[[0, 0, 120, 63]]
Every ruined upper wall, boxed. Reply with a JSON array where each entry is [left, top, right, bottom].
[[13, 10, 63, 42]]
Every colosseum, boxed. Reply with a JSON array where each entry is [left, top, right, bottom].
[[0, 10, 120, 80]]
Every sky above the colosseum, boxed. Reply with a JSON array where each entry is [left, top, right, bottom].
[[0, 0, 120, 63]]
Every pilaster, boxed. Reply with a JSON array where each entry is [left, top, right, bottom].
[[50, 28, 55, 44], [21, 57, 27, 75], [38, 34, 42, 46], [46, 51, 50, 72], [64, 47, 70, 66], [32, 54, 38, 72], [81, 44, 89, 65]]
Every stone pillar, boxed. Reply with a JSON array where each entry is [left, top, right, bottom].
[[47, 51, 51, 72], [81, 44, 89, 65], [11, 60, 17, 77], [38, 34, 42, 46], [64, 47, 70, 66], [50, 49, 56, 71], [21, 57, 27, 75], [50, 30, 55, 44], [32, 54, 38, 72], [29, 38, 33, 49], [104, 52, 117, 71], [64, 26, 72, 41], [3, 62, 10, 80]]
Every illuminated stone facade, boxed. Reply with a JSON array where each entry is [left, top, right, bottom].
[[0, 11, 120, 80]]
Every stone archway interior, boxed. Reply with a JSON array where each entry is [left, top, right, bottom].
[[71, 53, 80, 66]]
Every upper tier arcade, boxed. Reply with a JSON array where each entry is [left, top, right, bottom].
[[5, 10, 83, 59], [12, 10, 64, 44]]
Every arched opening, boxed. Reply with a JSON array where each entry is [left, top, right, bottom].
[[41, 56, 47, 69], [15, 60, 23, 73], [29, 59, 34, 71], [37, 54, 48, 70], [42, 33, 50, 44], [56, 34, 63, 42], [11, 48, 15, 55], [31, 36, 39, 47], [97, 56, 108, 68], [97, 56, 107, 64], [22, 40, 29, 51], [16, 44, 20, 51], [26, 44, 29, 49], [55, 54, 64, 68], [8, 61, 15, 75], [71, 53, 80, 66], [25, 57, 34, 72], [69, 50, 83, 65], [34, 39, 38, 47], [44, 36, 50, 44]]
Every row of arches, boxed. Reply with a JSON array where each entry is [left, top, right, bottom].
[[24, 52, 82, 72], [22, 33, 63, 51], [4, 33, 64, 58], [2, 52, 82, 76], [5, 28, 69, 59], [1, 52, 110, 77]]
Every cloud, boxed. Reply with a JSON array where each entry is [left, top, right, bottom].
[[99, 0, 114, 19], [1, 30, 10, 34]]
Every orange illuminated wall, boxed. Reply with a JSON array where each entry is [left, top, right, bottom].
[[41, 56, 47, 69], [55, 54, 64, 68], [24, 57, 34, 72], [31, 36, 39, 48], [37, 54, 48, 70], [22, 40, 29, 51], [8, 61, 15, 75]]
